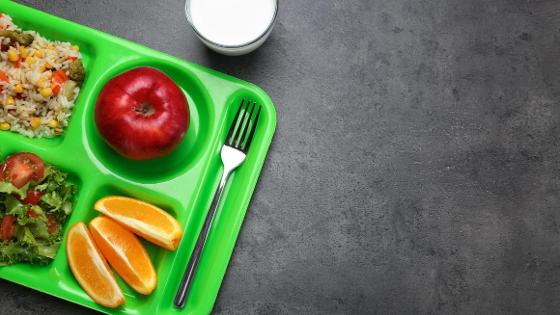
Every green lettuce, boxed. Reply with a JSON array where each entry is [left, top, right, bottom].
[[38, 167, 76, 216], [0, 242, 51, 266], [0, 181, 28, 199]]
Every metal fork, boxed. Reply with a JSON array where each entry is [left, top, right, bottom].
[[174, 100, 261, 309]]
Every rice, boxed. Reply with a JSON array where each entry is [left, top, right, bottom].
[[0, 13, 83, 138]]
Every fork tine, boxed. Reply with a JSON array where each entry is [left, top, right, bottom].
[[236, 102, 257, 150], [243, 105, 261, 151], [226, 100, 245, 146], [233, 101, 252, 148]]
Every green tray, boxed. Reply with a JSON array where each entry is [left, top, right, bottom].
[[0, 1, 276, 314]]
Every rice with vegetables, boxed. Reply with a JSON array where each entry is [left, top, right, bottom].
[[0, 13, 85, 137]]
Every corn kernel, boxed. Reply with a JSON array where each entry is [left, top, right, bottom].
[[39, 87, 52, 98], [7, 49, 18, 62], [71, 45, 79, 52], [33, 49, 43, 58], [48, 120, 58, 128], [38, 64, 46, 72], [45, 62, 53, 69], [6, 96, 14, 105], [25, 56, 36, 65], [30, 117, 41, 129], [46, 44, 55, 50], [0, 122, 10, 131], [36, 77, 46, 88], [19, 47, 27, 59], [14, 84, 23, 93]]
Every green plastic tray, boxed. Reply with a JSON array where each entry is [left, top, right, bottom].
[[0, 1, 276, 314]]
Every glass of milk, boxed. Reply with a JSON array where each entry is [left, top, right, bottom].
[[185, 0, 278, 56]]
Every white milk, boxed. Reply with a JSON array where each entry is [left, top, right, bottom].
[[188, 0, 276, 47]]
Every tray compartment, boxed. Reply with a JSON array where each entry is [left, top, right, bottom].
[[49, 178, 187, 314], [155, 89, 277, 314], [81, 57, 215, 183], [0, 150, 84, 300], [2, 10, 97, 147]]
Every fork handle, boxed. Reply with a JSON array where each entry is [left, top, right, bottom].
[[174, 169, 231, 309]]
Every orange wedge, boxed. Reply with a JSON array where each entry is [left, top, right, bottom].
[[94, 196, 183, 250], [90, 216, 157, 295], [66, 222, 124, 308]]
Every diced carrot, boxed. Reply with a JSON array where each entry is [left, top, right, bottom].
[[52, 70, 68, 85], [14, 60, 20, 68], [52, 84, 61, 96], [0, 70, 9, 82], [67, 56, 77, 62]]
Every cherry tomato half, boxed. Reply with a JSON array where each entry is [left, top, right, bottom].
[[16, 189, 44, 205], [25, 209, 39, 218], [3, 153, 45, 188], [1, 215, 16, 241]]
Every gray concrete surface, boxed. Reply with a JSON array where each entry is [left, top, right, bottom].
[[4, 0, 560, 314]]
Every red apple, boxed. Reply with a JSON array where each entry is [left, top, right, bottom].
[[95, 67, 189, 160]]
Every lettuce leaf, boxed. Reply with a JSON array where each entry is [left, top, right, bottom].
[[15, 226, 36, 246], [0, 181, 28, 199], [38, 167, 76, 215], [36, 241, 59, 259], [26, 218, 49, 240], [0, 242, 50, 265], [4, 194, 25, 217]]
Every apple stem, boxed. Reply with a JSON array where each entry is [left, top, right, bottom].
[[134, 102, 155, 116]]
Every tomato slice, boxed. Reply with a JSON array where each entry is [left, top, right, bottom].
[[26, 209, 39, 218], [47, 215, 58, 234], [1, 215, 15, 241], [16, 189, 44, 205], [3, 153, 45, 188]]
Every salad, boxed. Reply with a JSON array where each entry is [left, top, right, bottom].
[[0, 152, 76, 265]]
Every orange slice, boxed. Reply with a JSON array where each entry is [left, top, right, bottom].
[[90, 216, 157, 295], [94, 196, 183, 250], [66, 222, 125, 308]]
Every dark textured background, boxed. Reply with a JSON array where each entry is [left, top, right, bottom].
[[4, 0, 560, 314]]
